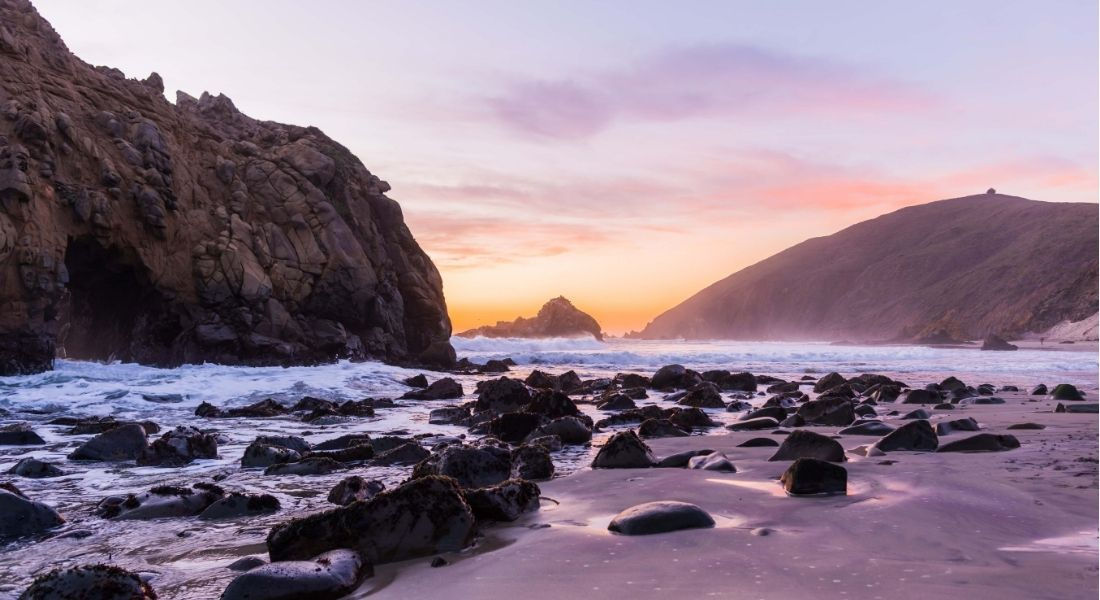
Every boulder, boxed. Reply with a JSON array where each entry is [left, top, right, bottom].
[[873, 420, 938, 452], [637, 418, 689, 438], [463, 479, 541, 522], [901, 389, 940, 404], [533, 415, 592, 444], [781, 458, 847, 496], [137, 425, 218, 466], [901, 408, 932, 420], [267, 476, 476, 563], [510, 445, 554, 480], [0, 423, 45, 445], [199, 493, 281, 520], [813, 372, 847, 393], [8, 457, 64, 478], [1030, 384, 1048, 395], [96, 484, 224, 519], [1006, 422, 1045, 430], [871, 384, 901, 403], [68, 423, 148, 461], [676, 382, 725, 408], [769, 430, 846, 462], [937, 433, 1021, 452], [838, 421, 895, 436], [687, 452, 736, 472], [413, 445, 511, 488], [742, 406, 787, 422], [596, 393, 637, 411], [401, 377, 463, 400], [651, 364, 700, 390], [220, 549, 368, 600], [475, 377, 531, 412], [372, 442, 430, 466], [736, 437, 780, 447], [591, 430, 655, 468], [935, 417, 980, 435], [488, 412, 546, 443], [524, 390, 580, 419], [1055, 403, 1099, 413], [725, 417, 780, 431], [328, 476, 386, 506], [264, 457, 343, 476], [981, 335, 1018, 351], [403, 374, 428, 388], [311, 435, 367, 452], [196, 399, 288, 419], [655, 448, 715, 468], [607, 501, 714, 535], [0, 488, 64, 539], [242, 442, 302, 468], [939, 376, 967, 392], [1050, 384, 1085, 401], [796, 396, 855, 426], [257, 435, 312, 453], [429, 406, 472, 425], [18, 565, 156, 599], [667, 407, 718, 430]]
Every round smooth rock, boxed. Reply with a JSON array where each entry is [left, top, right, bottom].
[[608, 501, 715, 535]]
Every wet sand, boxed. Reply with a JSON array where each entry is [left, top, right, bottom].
[[361, 390, 1099, 600]]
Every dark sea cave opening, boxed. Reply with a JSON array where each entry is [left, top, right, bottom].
[[58, 236, 168, 362]]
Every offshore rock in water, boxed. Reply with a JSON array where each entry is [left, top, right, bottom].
[[8, 457, 65, 478], [68, 423, 148, 461], [413, 444, 511, 488], [267, 476, 476, 563], [0, 423, 45, 445], [457, 296, 603, 340], [0, 487, 65, 540], [18, 565, 157, 600], [463, 478, 541, 522], [328, 476, 386, 506], [137, 425, 218, 467], [96, 483, 224, 520]]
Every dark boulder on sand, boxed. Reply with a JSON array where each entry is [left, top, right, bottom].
[[781, 458, 847, 496], [1050, 384, 1085, 401], [797, 396, 855, 426], [937, 433, 1021, 453], [401, 377, 463, 400], [1006, 422, 1045, 430], [525, 389, 580, 419], [901, 389, 940, 404], [737, 437, 780, 447], [18, 565, 156, 600], [814, 372, 847, 393], [935, 417, 980, 435], [488, 412, 546, 444], [1055, 403, 1099, 414], [0, 487, 64, 539], [1031, 384, 1048, 395], [463, 479, 541, 522], [638, 418, 689, 438], [510, 445, 555, 480], [267, 476, 476, 563], [328, 476, 386, 506], [220, 549, 368, 600], [68, 423, 148, 461], [901, 408, 932, 420], [873, 420, 938, 452], [8, 457, 64, 478], [726, 417, 780, 431], [676, 382, 726, 408], [608, 501, 715, 535], [743, 406, 787, 422], [838, 421, 895, 436], [591, 430, 655, 468], [531, 415, 592, 445], [655, 448, 715, 468], [769, 430, 846, 462], [687, 452, 736, 472], [596, 392, 637, 411]]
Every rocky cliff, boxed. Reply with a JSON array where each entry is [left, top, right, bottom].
[[458, 296, 604, 340], [0, 0, 453, 375], [635, 193, 1098, 342]]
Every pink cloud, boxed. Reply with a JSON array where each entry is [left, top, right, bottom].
[[484, 44, 932, 140]]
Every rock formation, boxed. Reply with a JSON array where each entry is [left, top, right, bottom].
[[0, 0, 453, 375], [458, 296, 603, 340], [634, 194, 1098, 342]]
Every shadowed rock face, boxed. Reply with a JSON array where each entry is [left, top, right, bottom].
[[634, 194, 1098, 342], [0, 0, 452, 375], [458, 296, 603, 340]]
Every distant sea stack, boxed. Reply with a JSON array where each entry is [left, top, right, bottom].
[[635, 194, 1098, 342], [458, 297, 604, 340], [0, 1, 453, 375]]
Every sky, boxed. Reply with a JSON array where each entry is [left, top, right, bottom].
[[35, 1, 1099, 334]]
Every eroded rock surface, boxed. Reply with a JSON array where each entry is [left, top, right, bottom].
[[0, 2, 452, 375]]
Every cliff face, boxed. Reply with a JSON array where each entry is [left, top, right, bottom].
[[458, 296, 604, 340], [0, 0, 453, 375], [636, 194, 1098, 342]]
